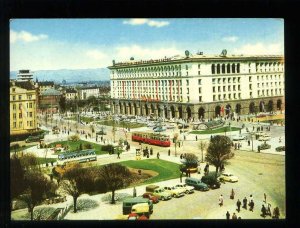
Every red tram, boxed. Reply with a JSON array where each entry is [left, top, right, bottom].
[[131, 132, 171, 147]]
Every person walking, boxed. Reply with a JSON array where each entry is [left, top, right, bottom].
[[261, 204, 267, 218], [230, 189, 235, 200], [219, 195, 224, 207], [157, 152, 160, 159], [150, 147, 153, 155], [168, 149, 171, 156], [195, 135, 198, 141], [264, 193, 267, 203], [267, 203, 272, 217], [232, 213, 237, 220], [249, 194, 253, 202], [226, 211, 230, 220], [248, 140, 250, 146], [117, 151, 120, 159], [236, 199, 241, 212], [243, 197, 248, 209], [273, 206, 280, 219], [249, 200, 254, 212], [133, 187, 137, 197]]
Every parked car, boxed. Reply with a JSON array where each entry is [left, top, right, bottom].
[[122, 197, 153, 215], [154, 127, 166, 132], [185, 177, 209, 191], [258, 135, 271, 141], [145, 185, 172, 201], [163, 186, 185, 198], [219, 172, 239, 183], [131, 203, 151, 218], [25, 135, 44, 143], [175, 183, 194, 194], [96, 130, 107, 135], [201, 174, 221, 189], [232, 135, 246, 141], [142, 192, 159, 204]]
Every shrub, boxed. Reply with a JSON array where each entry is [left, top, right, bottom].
[[84, 143, 93, 149], [102, 144, 114, 152], [275, 146, 285, 152], [260, 143, 271, 150], [68, 134, 80, 142]]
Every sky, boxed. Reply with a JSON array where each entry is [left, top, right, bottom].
[[10, 18, 284, 71]]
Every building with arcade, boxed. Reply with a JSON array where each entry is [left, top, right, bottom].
[[108, 50, 284, 121]]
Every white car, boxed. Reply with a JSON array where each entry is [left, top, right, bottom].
[[163, 186, 185, 198], [258, 135, 271, 141], [175, 183, 195, 194], [232, 135, 246, 141], [219, 172, 239, 182]]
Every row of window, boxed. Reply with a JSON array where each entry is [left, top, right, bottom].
[[212, 63, 240, 74], [12, 112, 34, 119], [11, 94, 33, 101], [213, 93, 241, 101], [257, 89, 283, 96], [257, 82, 283, 88], [256, 74, 283, 81], [212, 77, 241, 84], [12, 120, 34, 128], [213, 85, 241, 93], [12, 102, 35, 110], [113, 80, 183, 87]]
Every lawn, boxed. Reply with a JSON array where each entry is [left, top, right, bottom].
[[48, 140, 108, 155], [190, 126, 241, 134], [119, 159, 181, 185], [96, 120, 146, 129]]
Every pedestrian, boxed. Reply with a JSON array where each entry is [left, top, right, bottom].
[[157, 152, 160, 159], [221, 164, 225, 172], [232, 213, 237, 219], [195, 135, 198, 141], [96, 136, 98, 142], [236, 199, 241, 212], [249, 200, 254, 212], [273, 206, 280, 219], [226, 211, 230, 220], [168, 149, 170, 156], [150, 147, 153, 155], [133, 187, 137, 197], [248, 140, 250, 146], [267, 203, 272, 216], [243, 197, 247, 209], [235, 143, 237, 150], [249, 194, 253, 202], [117, 151, 120, 159], [180, 154, 183, 159], [261, 204, 267, 218], [219, 194, 223, 207], [101, 136, 103, 142], [184, 135, 186, 140], [258, 146, 260, 153], [230, 189, 235, 200], [178, 141, 181, 148], [264, 193, 267, 203]]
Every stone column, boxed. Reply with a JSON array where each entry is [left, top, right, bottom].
[[154, 108, 158, 117]]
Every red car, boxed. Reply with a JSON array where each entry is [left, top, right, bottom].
[[142, 192, 159, 203]]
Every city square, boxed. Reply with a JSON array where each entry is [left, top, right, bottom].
[[9, 18, 285, 221]]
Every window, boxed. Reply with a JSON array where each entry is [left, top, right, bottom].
[[238, 77, 241, 83], [249, 76, 252, 82], [250, 92, 252, 97], [186, 80, 189, 86], [233, 77, 236, 83], [233, 85, 236, 91], [228, 78, 231, 83], [12, 88, 16, 92], [198, 87, 202, 93], [198, 71, 200, 75], [212, 79, 216, 84], [257, 76, 259, 80], [234, 93, 236, 99], [19, 95, 22, 100], [198, 79, 202, 85], [249, 84, 252, 90], [213, 87, 216, 92], [198, 64, 201, 69], [186, 65, 188, 70], [187, 88, 189, 94], [218, 79, 221, 84], [19, 122, 23, 128], [19, 104, 22, 109], [238, 93, 241, 98], [13, 122, 16, 128], [223, 94, 226, 99], [228, 85, 231, 91], [213, 95, 216, 101], [29, 112, 33, 117], [12, 95, 16, 100], [229, 94, 231, 99], [13, 113, 16, 119], [258, 90, 260, 96], [238, 85, 241, 91], [223, 78, 226, 83], [30, 121, 33, 127], [199, 96, 202, 102], [218, 95, 221, 100], [13, 104, 16, 110], [187, 96, 190, 102], [212, 64, 215, 74], [218, 86, 221, 92], [223, 86, 226, 92]]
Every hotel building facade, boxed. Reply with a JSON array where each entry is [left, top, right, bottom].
[[108, 51, 284, 120]]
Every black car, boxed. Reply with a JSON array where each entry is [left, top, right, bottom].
[[96, 130, 107, 135], [201, 174, 221, 189]]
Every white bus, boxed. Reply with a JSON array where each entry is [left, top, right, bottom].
[[57, 149, 97, 165]]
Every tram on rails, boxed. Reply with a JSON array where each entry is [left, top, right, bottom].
[[131, 132, 171, 147]]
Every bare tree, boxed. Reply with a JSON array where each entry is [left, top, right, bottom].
[[198, 140, 208, 163], [97, 163, 133, 204], [206, 135, 234, 177]]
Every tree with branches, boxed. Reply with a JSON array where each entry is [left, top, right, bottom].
[[59, 164, 90, 213], [206, 135, 234, 177], [18, 171, 57, 220], [97, 163, 133, 204], [199, 140, 208, 163], [10, 155, 26, 204]]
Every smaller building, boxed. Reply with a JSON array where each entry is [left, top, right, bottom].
[[39, 88, 62, 113], [77, 87, 100, 100], [38, 81, 55, 93], [65, 88, 78, 100], [16, 69, 34, 82]]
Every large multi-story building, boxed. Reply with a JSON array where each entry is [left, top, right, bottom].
[[77, 87, 101, 100], [108, 51, 284, 120], [16, 69, 34, 82], [10, 80, 38, 135]]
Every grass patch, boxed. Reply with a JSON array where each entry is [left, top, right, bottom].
[[48, 140, 108, 155], [96, 120, 146, 128], [190, 126, 241, 134], [119, 159, 181, 185]]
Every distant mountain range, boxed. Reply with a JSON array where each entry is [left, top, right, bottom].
[[10, 68, 110, 83]]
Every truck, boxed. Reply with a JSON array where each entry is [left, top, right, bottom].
[[145, 185, 172, 201]]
